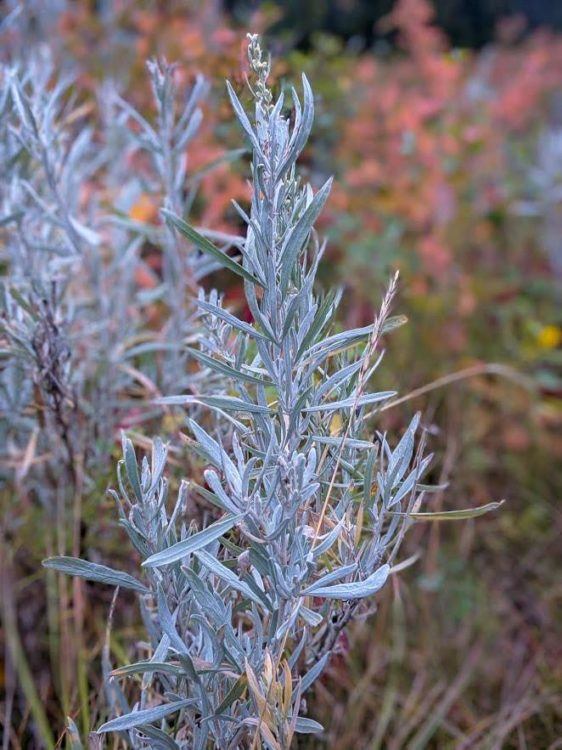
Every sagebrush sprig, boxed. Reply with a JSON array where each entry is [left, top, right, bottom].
[[44, 35, 435, 749]]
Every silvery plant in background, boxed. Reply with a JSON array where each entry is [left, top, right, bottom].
[[0, 46, 215, 509], [45, 36, 434, 749]]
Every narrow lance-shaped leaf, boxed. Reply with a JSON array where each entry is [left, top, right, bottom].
[[293, 717, 324, 734], [303, 316, 407, 363], [303, 563, 390, 601], [111, 662, 185, 678], [196, 297, 272, 342], [225, 80, 264, 157], [143, 514, 242, 568], [157, 395, 271, 415], [97, 699, 195, 733], [311, 435, 376, 450], [42, 557, 148, 594], [187, 419, 241, 491], [186, 347, 266, 385], [303, 391, 396, 413], [161, 208, 265, 288], [213, 674, 248, 716], [279, 177, 333, 291], [392, 500, 505, 522], [294, 287, 340, 361], [300, 653, 329, 693], [276, 73, 315, 179], [312, 518, 345, 559], [122, 433, 143, 503], [302, 563, 358, 594], [195, 549, 263, 605]]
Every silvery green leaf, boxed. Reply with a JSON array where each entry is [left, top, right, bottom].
[[182, 569, 228, 626], [389, 454, 432, 508], [294, 717, 324, 734], [276, 74, 314, 179], [161, 209, 265, 288], [311, 436, 375, 450], [275, 600, 303, 641], [194, 481, 239, 515], [225, 80, 264, 158], [244, 278, 278, 342], [300, 606, 323, 627], [186, 419, 222, 463], [302, 563, 358, 594], [295, 287, 341, 359], [380, 314, 408, 333], [213, 674, 247, 716], [300, 653, 329, 693], [186, 348, 266, 385], [111, 661, 185, 678], [242, 573, 273, 611], [316, 359, 363, 400], [97, 699, 194, 733], [196, 298, 271, 342], [303, 391, 396, 413], [149, 437, 168, 494], [387, 412, 419, 483], [121, 434, 143, 503], [156, 588, 189, 657], [174, 106, 203, 151], [195, 549, 263, 605], [114, 91, 158, 144], [42, 557, 148, 594], [187, 419, 240, 491], [304, 564, 390, 601], [418, 482, 449, 493], [204, 470, 240, 515], [231, 198, 252, 225], [143, 514, 242, 567], [281, 286, 310, 341], [279, 177, 332, 290], [158, 395, 271, 415], [397, 500, 505, 521], [304, 316, 407, 362], [311, 518, 345, 558]]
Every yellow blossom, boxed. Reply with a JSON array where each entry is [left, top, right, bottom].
[[537, 325, 562, 350]]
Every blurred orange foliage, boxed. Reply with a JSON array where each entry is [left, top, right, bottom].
[[333, 0, 562, 282]]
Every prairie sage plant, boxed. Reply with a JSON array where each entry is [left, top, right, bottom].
[[1, 45, 224, 740], [45, 36, 436, 748], [1, 51, 211, 500]]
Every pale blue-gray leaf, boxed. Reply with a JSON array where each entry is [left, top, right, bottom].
[[303, 563, 390, 601], [42, 557, 148, 594], [294, 717, 324, 734], [143, 514, 242, 568], [97, 699, 194, 733]]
